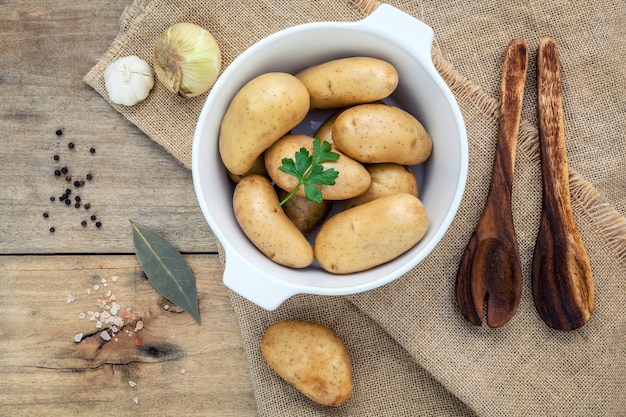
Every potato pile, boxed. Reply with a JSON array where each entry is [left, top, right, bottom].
[[219, 57, 432, 274]]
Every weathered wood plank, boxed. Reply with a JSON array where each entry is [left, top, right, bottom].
[[0, 0, 218, 254], [0, 254, 256, 416]]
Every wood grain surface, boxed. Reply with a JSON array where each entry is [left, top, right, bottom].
[[0, 1, 256, 415]]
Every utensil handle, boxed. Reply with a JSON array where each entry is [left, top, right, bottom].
[[358, 4, 434, 62], [222, 253, 296, 311]]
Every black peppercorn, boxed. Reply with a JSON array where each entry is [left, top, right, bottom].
[[95, 221, 102, 228], [43, 212, 49, 218], [75, 202, 80, 209], [50, 227, 55, 232], [54, 170, 61, 176], [50, 196, 55, 202], [64, 199, 71, 206], [84, 203, 91, 210], [86, 174, 92, 180], [81, 220, 87, 227], [65, 176, 71, 182], [60, 194, 67, 200], [53, 155, 59, 161], [61, 167, 68, 174], [65, 188, 71, 195], [90, 215, 97, 221], [89, 148, 95, 154], [74, 180, 81, 187], [75, 196, 81, 202], [68, 142, 74, 149]]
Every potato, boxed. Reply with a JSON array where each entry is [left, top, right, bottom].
[[261, 320, 353, 406], [332, 103, 433, 165], [219, 72, 310, 175], [344, 163, 418, 209], [296, 57, 398, 109], [314, 193, 429, 274], [313, 109, 344, 147], [265, 134, 371, 200], [233, 175, 313, 268], [227, 154, 268, 183], [276, 187, 333, 235]]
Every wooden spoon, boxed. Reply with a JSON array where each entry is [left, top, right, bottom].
[[532, 37, 595, 331], [455, 39, 528, 328]]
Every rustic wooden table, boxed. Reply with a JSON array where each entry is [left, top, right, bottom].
[[0, 1, 257, 415]]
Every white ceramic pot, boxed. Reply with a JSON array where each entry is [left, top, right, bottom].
[[192, 5, 468, 310]]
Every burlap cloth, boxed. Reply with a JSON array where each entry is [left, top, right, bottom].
[[84, 0, 626, 415]]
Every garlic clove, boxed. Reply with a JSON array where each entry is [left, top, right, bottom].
[[154, 23, 222, 98], [104, 55, 154, 106]]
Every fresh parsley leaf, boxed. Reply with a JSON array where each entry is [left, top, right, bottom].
[[278, 139, 340, 205]]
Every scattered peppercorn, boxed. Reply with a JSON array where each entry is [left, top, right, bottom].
[[68, 142, 74, 149], [55, 129, 63, 136], [61, 167, 68, 174], [86, 174, 92, 180], [74, 180, 81, 187], [84, 203, 91, 210], [54, 170, 61, 176], [75, 196, 81, 202], [95, 221, 102, 228], [65, 188, 71, 195], [81, 220, 87, 227], [50, 196, 55, 202], [65, 176, 72, 182], [60, 194, 67, 200], [53, 155, 59, 161], [75, 203, 81, 209], [80, 180, 85, 186], [89, 148, 96, 154], [43, 212, 49, 218], [64, 199, 71, 206], [91, 215, 97, 221], [50, 227, 56, 233]]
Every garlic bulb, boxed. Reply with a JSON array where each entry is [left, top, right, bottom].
[[153, 23, 222, 98], [103, 56, 154, 106]]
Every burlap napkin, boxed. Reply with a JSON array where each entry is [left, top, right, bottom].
[[84, 0, 626, 415]]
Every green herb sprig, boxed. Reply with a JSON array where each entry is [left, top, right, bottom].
[[278, 139, 340, 206]]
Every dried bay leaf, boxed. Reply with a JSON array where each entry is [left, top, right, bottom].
[[130, 220, 200, 324]]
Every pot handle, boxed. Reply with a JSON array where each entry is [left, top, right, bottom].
[[222, 251, 296, 310], [357, 4, 434, 63]]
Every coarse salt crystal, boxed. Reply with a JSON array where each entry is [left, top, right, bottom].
[[86, 288, 91, 295], [180, 368, 186, 374], [113, 316, 124, 327], [163, 304, 169, 311], [128, 381, 137, 388], [134, 321, 144, 331], [74, 333, 83, 343], [93, 284, 100, 291], [111, 275, 118, 282], [101, 278, 107, 284], [96, 321, 103, 328], [133, 397, 139, 404], [100, 331, 111, 341], [78, 312, 86, 319], [105, 290, 112, 297], [66, 295, 75, 303]]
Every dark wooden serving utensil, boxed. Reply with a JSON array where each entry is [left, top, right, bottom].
[[532, 37, 595, 331], [456, 39, 528, 328]]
